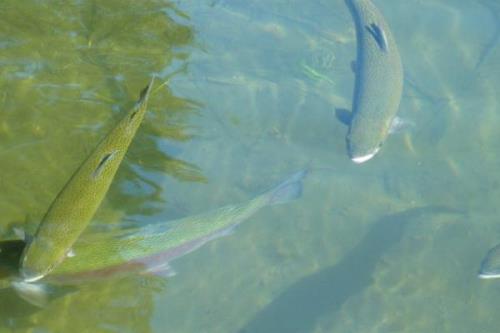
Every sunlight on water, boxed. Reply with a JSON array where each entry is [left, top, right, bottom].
[[0, 0, 499, 332]]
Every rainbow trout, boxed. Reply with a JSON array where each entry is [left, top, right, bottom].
[[20, 78, 155, 283], [343, 0, 403, 163], [0, 170, 307, 306]]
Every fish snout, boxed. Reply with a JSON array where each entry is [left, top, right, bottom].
[[19, 266, 45, 283], [478, 244, 500, 280], [477, 267, 500, 279], [478, 272, 500, 279], [19, 253, 51, 282], [349, 146, 380, 164], [478, 264, 500, 280]]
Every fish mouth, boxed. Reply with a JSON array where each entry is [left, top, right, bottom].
[[350, 148, 380, 164], [478, 272, 500, 279], [20, 268, 45, 283]]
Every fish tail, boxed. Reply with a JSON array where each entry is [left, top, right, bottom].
[[267, 169, 308, 205]]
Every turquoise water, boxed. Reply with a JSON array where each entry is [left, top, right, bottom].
[[1, 0, 500, 332]]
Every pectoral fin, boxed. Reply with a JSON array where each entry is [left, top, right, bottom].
[[335, 108, 352, 126], [388, 116, 415, 134], [144, 263, 176, 278]]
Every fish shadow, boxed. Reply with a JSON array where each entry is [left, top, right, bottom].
[[0, 288, 40, 324], [238, 206, 461, 333]]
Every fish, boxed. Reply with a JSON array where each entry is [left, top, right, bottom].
[[475, 0, 500, 70], [237, 205, 462, 333], [19, 78, 155, 283], [1, 170, 307, 306], [341, 0, 403, 163], [478, 243, 500, 279]]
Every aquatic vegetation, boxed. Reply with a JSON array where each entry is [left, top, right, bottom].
[[0, 0, 205, 227], [0, 0, 202, 330], [300, 61, 336, 86]]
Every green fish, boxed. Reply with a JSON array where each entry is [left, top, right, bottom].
[[1, 170, 307, 306], [20, 78, 155, 283], [341, 0, 403, 163]]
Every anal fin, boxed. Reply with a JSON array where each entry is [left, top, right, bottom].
[[143, 263, 176, 278]]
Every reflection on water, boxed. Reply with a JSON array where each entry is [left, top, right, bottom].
[[0, 0, 205, 226], [0, 0, 202, 331], [1, 277, 165, 332]]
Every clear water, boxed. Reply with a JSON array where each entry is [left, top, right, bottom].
[[0, 0, 499, 332]]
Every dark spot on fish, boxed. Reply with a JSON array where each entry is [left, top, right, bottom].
[[129, 110, 138, 122], [97, 153, 113, 170], [92, 152, 115, 178], [139, 83, 151, 101], [366, 23, 388, 52]]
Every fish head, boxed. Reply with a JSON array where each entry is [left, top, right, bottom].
[[20, 238, 64, 282], [346, 128, 383, 164], [346, 112, 394, 163], [20, 262, 54, 283], [479, 243, 500, 279]]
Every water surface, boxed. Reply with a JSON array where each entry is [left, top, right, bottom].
[[1, 0, 499, 332]]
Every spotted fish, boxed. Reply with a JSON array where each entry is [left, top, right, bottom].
[[342, 0, 403, 163], [1, 170, 307, 306], [20, 78, 155, 282]]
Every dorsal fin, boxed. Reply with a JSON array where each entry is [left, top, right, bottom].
[[366, 23, 388, 52], [92, 151, 117, 179]]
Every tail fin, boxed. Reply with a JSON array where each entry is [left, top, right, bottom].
[[267, 169, 308, 205]]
